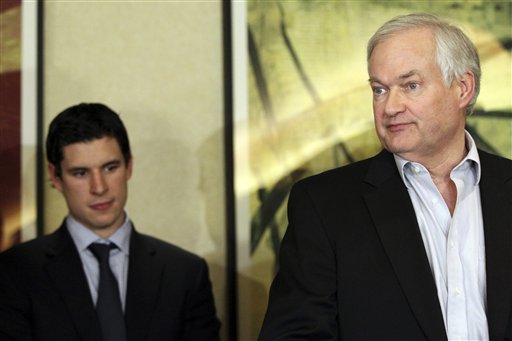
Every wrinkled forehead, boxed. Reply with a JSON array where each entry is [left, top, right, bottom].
[[376, 27, 434, 53], [369, 27, 436, 63], [368, 28, 437, 76]]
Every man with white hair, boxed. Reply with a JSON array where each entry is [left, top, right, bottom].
[[259, 13, 512, 341]]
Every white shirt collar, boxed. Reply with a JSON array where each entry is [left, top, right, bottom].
[[66, 212, 132, 255], [393, 130, 481, 188]]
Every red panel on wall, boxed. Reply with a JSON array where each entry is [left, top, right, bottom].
[[0, 1, 22, 250]]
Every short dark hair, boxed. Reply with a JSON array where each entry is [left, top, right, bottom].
[[46, 103, 132, 177]]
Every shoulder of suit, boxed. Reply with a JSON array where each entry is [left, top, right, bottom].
[[0, 231, 62, 271], [134, 232, 206, 263], [478, 149, 512, 180], [294, 150, 389, 189], [478, 149, 512, 164]]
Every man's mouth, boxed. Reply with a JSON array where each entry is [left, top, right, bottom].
[[387, 122, 412, 132], [90, 200, 114, 211]]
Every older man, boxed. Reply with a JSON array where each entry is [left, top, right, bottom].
[[259, 13, 512, 341]]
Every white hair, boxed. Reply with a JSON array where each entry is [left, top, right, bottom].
[[367, 13, 481, 116]]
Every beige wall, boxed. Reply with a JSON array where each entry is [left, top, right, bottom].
[[43, 1, 227, 338]]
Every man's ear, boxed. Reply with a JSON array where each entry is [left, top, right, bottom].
[[48, 163, 63, 192], [126, 158, 133, 180], [457, 71, 476, 110]]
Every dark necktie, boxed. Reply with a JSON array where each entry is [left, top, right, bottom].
[[88, 243, 128, 341]]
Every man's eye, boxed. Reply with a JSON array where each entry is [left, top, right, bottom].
[[71, 170, 86, 177], [407, 82, 419, 90], [373, 87, 386, 95], [105, 165, 119, 172]]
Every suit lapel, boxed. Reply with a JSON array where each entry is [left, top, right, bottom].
[[364, 151, 447, 341], [124, 229, 164, 340], [43, 225, 103, 340], [479, 151, 512, 339]]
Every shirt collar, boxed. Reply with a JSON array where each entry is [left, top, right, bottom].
[[393, 130, 481, 188], [66, 212, 132, 255]]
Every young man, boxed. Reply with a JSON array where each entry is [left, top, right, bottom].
[[0, 103, 221, 340], [259, 13, 512, 340]]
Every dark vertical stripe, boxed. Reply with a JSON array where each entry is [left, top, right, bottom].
[[36, 0, 44, 237], [222, 1, 238, 340]]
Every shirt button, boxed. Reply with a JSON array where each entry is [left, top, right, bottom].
[[450, 240, 455, 248], [414, 167, 421, 174], [455, 287, 462, 296], [432, 198, 439, 205]]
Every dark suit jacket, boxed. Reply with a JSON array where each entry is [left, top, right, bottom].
[[259, 149, 512, 341], [0, 224, 220, 341]]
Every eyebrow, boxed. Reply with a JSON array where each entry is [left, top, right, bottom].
[[65, 159, 122, 173], [368, 69, 421, 84], [398, 70, 420, 80]]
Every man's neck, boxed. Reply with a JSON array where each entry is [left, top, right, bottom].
[[400, 134, 468, 180]]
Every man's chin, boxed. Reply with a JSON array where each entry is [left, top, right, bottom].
[[84, 219, 121, 234], [381, 137, 416, 155], [382, 143, 404, 154]]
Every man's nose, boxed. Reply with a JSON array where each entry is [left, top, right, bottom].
[[90, 171, 108, 195], [384, 89, 405, 116]]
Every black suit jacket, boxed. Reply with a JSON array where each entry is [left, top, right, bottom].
[[259, 149, 512, 341], [0, 224, 220, 340]]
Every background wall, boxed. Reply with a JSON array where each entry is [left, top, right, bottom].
[[42, 1, 227, 338]]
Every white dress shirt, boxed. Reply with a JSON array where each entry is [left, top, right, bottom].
[[394, 132, 488, 341], [66, 214, 131, 311]]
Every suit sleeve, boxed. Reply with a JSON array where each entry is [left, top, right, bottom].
[[259, 181, 338, 340], [0, 261, 32, 341], [183, 258, 221, 341]]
